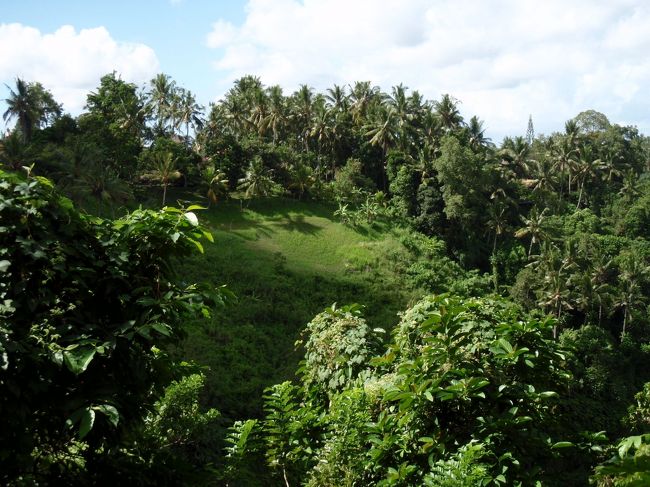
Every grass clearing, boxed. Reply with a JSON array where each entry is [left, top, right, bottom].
[[176, 196, 421, 419]]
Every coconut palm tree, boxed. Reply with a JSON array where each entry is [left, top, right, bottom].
[[515, 207, 549, 256], [467, 116, 492, 150], [499, 136, 530, 176], [365, 106, 398, 188], [237, 156, 274, 200], [551, 136, 578, 197], [433, 94, 463, 132], [291, 84, 315, 150], [349, 81, 378, 125], [288, 163, 314, 200], [0, 132, 27, 170], [147, 73, 177, 136], [614, 256, 650, 340], [3, 78, 61, 142], [325, 84, 348, 113], [260, 85, 287, 145], [201, 164, 229, 207], [175, 88, 204, 141], [574, 144, 603, 209], [144, 151, 181, 206], [72, 160, 132, 216]]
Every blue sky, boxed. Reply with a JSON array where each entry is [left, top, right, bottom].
[[1, 1, 245, 115], [2, 0, 650, 141]]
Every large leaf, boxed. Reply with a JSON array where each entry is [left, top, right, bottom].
[[79, 408, 96, 439], [63, 346, 97, 375], [95, 404, 120, 428]]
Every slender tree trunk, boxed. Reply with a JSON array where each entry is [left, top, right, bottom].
[[598, 303, 603, 326], [621, 307, 628, 342], [162, 183, 168, 206], [576, 181, 584, 209]]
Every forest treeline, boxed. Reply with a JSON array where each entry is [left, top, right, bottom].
[[2, 73, 650, 485]]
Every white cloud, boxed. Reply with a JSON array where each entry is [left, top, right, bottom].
[[0, 23, 159, 115], [205, 0, 650, 139]]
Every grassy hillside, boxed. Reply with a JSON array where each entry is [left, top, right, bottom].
[[177, 196, 423, 419]]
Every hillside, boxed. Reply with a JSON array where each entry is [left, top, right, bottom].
[[178, 196, 422, 418]]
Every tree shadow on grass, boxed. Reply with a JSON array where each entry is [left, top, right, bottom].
[[272, 214, 323, 235]]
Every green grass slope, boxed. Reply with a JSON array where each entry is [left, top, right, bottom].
[[178, 197, 421, 419]]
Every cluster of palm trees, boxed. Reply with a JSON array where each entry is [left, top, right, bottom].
[[145, 73, 205, 140], [201, 76, 490, 185], [521, 230, 650, 341]]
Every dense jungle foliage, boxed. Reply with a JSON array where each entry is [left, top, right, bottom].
[[2, 73, 650, 485]]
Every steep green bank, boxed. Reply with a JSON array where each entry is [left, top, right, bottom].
[[177, 197, 422, 418]]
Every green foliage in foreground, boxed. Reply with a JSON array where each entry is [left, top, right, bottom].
[[177, 197, 491, 420], [0, 170, 221, 484], [228, 294, 580, 486]]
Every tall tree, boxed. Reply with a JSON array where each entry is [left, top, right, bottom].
[[147, 73, 177, 136], [434, 94, 463, 132], [175, 88, 204, 140], [3, 78, 61, 142]]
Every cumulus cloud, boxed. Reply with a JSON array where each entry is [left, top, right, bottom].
[[0, 23, 159, 115], [205, 0, 650, 139]]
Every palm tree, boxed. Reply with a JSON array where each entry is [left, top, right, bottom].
[[201, 165, 229, 207], [291, 84, 315, 150], [175, 88, 204, 141], [72, 161, 132, 216], [3, 78, 61, 142], [249, 89, 268, 133], [310, 107, 335, 176], [365, 107, 398, 188], [0, 132, 27, 170], [145, 151, 181, 206], [433, 94, 463, 132], [147, 73, 177, 136], [467, 116, 492, 150], [237, 156, 274, 201], [539, 266, 573, 338], [288, 163, 314, 200], [325, 84, 348, 113], [365, 106, 398, 156], [349, 81, 378, 125], [260, 85, 287, 145], [515, 207, 549, 256], [614, 256, 649, 340], [618, 169, 640, 202], [551, 136, 578, 197], [499, 136, 530, 177], [574, 144, 603, 209], [388, 83, 413, 151], [530, 157, 556, 194], [486, 202, 508, 255]]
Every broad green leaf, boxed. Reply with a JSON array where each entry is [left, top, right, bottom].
[[63, 347, 97, 375], [184, 211, 199, 226], [79, 408, 96, 439], [151, 322, 172, 336], [186, 204, 207, 211], [539, 391, 558, 399], [551, 441, 574, 449], [187, 237, 204, 254], [0, 260, 10, 272], [94, 404, 119, 428], [202, 230, 214, 243]]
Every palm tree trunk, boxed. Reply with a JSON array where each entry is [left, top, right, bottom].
[[162, 183, 168, 206], [576, 181, 584, 209]]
